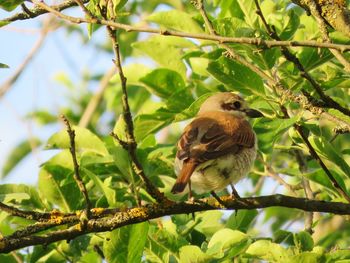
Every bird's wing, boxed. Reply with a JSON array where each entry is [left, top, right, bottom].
[[171, 112, 255, 193]]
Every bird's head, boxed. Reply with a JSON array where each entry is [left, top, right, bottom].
[[198, 92, 263, 118]]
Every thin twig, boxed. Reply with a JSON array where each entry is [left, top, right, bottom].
[[61, 115, 92, 218], [72, 0, 92, 17]]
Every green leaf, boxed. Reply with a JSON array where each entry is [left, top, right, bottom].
[[297, 48, 332, 71], [179, 245, 211, 263], [273, 230, 294, 245], [220, 0, 244, 19], [0, 254, 19, 263], [303, 169, 337, 193], [147, 10, 203, 33], [46, 126, 108, 156], [326, 249, 350, 261], [108, 144, 132, 178], [280, 9, 300, 40], [0, 0, 23, 11], [38, 151, 82, 212], [207, 57, 265, 95], [226, 209, 258, 232], [145, 221, 184, 262], [188, 57, 210, 76], [134, 110, 174, 142], [194, 211, 223, 236], [254, 116, 299, 153], [292, 252, 323, 262], [132, 36, 194, 77], [140, 68, 185, 98], [213, 17, 255, 37], [174, 92, 214, 122], [104, 222, 149, 263], [236, 0, 258, 28], [207, 228, 249, 258], [294, 231, 314, 252], [81, 167, 116, 206], [245, 240, 293, 262], [27, 110, 57, 125], [0, 62, 9, 68], [0, 184, 45, 209], [111, 0, 128, 12], [2, 138, 41, 178], [309, 135, 350, 179]]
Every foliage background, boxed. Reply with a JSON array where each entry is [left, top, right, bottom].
[[1, 0, 350, 262]]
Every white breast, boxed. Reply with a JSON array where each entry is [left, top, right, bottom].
[[174, 146, 257, 194]]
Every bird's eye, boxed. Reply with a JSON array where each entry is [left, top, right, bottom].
[[233, 101, 241, 109]]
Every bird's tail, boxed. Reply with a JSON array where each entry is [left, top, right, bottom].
[[171, 160, 197, 194]]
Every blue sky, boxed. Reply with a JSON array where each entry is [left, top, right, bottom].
[[0, 6, 112, 184]]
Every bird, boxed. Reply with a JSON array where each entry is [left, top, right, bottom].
[[171, 92, 263, 200]]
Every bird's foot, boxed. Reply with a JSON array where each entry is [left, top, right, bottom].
[[211, 191, 229, 208], [230, 184, 241, 200]]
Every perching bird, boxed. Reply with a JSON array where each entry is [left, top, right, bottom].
[[171, 92, 263, 198]]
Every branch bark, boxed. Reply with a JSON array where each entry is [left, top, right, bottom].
[[1, 194, 350, 253]]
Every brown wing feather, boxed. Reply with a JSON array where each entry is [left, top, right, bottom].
[[172, 111, 255, 193]]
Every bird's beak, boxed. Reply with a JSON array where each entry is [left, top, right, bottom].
[[245, 108, 264, 118]]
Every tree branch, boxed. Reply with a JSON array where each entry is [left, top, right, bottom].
[[0, 0, 88, 24], [0, 202, 51, 221], [103, 19, 165, 203], [1, 194, 350, 253]]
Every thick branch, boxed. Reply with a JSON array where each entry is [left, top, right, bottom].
[[1, 194, 350, 253]]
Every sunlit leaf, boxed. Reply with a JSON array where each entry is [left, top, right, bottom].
[[104, 222, 149, 263], [207, 57, 265, 95], [46, 126, 108, 156], [147, 10, 203, 33]]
